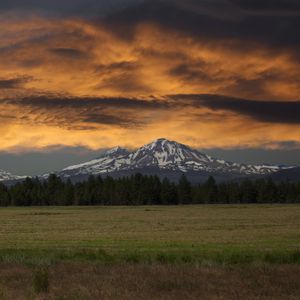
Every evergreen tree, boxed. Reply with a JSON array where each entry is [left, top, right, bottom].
[[161, 178, 177, 205], [202, 176, 218, 203], [0, 173, 299, 206], [177, 174, 192, 204], [64, 179, 75, 205], [240, 180, 257, 203], [0, 183, 10, 206]]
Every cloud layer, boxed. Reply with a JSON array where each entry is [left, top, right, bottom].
[[0, 0, 299, 151]]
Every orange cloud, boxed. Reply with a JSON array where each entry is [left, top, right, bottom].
[[0, 14, 300, 151]]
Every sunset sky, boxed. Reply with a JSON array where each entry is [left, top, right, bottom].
[[1, 0, 300, 175]]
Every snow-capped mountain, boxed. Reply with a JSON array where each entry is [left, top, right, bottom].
[[57, 138, 290, 181], [0, 169, 26, 182]]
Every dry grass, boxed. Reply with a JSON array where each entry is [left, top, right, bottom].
[[0, 263, 299, 300]]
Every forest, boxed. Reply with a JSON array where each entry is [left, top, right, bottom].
[[0, 174, 299, 206]]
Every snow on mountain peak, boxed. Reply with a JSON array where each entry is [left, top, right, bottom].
[[58, 139, 291, 178], [142, 138, 190, 153], [0, 169, 26, 182], [133, 138, 210, 169], [103, 146, 129, 157], [0, 139, 295, 183]]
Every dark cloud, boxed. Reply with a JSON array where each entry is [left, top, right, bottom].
[[1, 0, 300, 50], [229, 0, 300, 13], [205, 145, 300, 167], [169, 62, 214, 84], [222, 71, 282, 100], [170, 64, 200, 79], [102, 0, 300, 50], [6, 95, 168, 109], [0, 0, 142, 16], [0, 95, 169, 129], [2, 0, 298, 17], [0, 77, 32, 89], [4, 93, 300, 127], [226, 78, 267, 99], [272, 141, 300, 150], [49, 48, 88, 59], [0, 146, 110, 176], [172, 94, 300, 124], [83, 112, 139, 127]]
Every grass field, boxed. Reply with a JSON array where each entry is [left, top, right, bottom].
[[0, 205, 299, 264], [0, 263, 299, 299], [0, 205, 299, 299]]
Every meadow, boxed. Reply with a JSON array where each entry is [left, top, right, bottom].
[[0, 205, 299, 299], [0, 205, 299, 264]]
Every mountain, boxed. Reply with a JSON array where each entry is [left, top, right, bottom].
[[57, 138, 291, 183], [269, 167, 300, 182], [0, 169, 26, 182]]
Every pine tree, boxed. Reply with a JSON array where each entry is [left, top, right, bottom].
[[0, 183, 10, 206], [161, 178, 177, 205], [240, 180, 257, 203], [177, 174, 192, 204], [202, 176, 218, 203], [64, 179, 75, 205]]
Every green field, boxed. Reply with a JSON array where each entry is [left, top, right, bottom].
[[0, 205, 299, 299], [0, 205, 299, 265]]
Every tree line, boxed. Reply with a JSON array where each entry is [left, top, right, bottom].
[[0, 174, 299, 206]]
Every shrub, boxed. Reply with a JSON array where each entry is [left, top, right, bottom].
[[33, 267, 49, 294]]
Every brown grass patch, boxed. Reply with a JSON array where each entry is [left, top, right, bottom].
[[0, 263, 299, 299]]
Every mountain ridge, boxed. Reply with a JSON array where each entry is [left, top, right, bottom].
[[56, 138, 292, 182], [0, 169, 26, 182], [0, 138, 296, 183]]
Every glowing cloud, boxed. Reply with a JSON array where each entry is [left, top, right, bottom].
[[0, 0, 300, 151]]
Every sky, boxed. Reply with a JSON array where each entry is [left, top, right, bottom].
[[0, 0, 300, 175]]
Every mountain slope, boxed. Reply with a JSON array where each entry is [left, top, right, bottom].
[[57, 138, 291, 181], [269, 167, 300, 182], [0, 169, 26, 182]]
